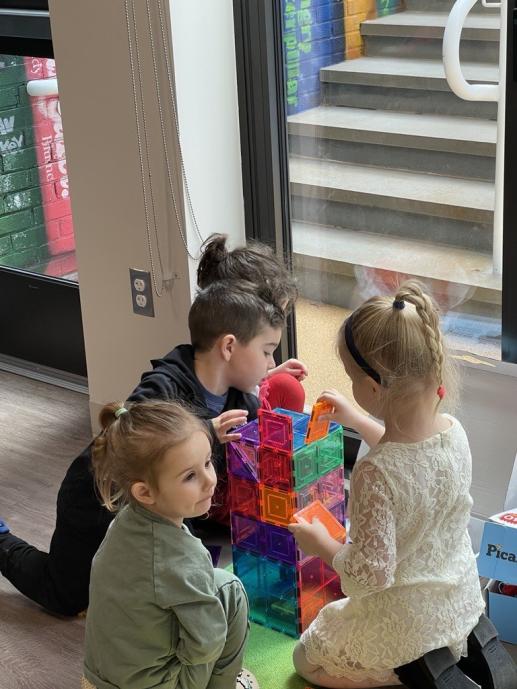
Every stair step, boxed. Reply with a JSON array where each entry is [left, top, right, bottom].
[[287, 105, 496, 157], [362, 10, 500, 61], [405, 0, 499, 13], [321, 56, 499, 91], [292, 221, 501, 297], [289, 156, 494, 223], [361, 11, 499, 41], [321, 57, 499, 116]]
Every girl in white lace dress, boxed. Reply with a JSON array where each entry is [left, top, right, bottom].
[[288, 281, 485, 689]]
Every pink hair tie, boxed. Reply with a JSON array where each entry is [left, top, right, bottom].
[[437, 385, 446, 400]]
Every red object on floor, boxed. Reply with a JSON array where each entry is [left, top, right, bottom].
[[259, 372, 305, 413]]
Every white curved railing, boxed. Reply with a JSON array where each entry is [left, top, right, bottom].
[[443, 0, 506, 275]]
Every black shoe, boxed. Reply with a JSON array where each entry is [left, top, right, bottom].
[[458, 614, 517, 689], [395, 646, 480, 688]]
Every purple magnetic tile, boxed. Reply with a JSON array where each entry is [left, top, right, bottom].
[[231, 513, 263, 554], [238, 419, 260, 445], [227, 442, 259, 482], [330, 501, 345, 526], [263, 522, 297, 565]]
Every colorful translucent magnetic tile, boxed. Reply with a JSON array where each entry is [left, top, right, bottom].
[[324, 576, 343, 604], [305, 401, 333, 444], [248, 588, 269, 627], [330, 501, 346, 527], [232, 546, 262, 591], [318, 466, 345, 508], [295, 482, 319, 510], [230, 475, 260, 520], [268, 595, 298, 637], [263, 522, 297, 565], [317, 427, 344, 474], [293, 499, 346, 542], [231, 513, 263, 554], [273, 408, 307, 425], [260, 485, 296, 526], [263, 556, 298, 600], [238, 418, 260, 445], [292, 442, 318, 490], [300, 588, 325, 632], [293, 432, 306, 451], [258, 408, 293, 452], [259, 447, 293, 491], [298, 557, 325, 601], [227, 443, 259, 482]]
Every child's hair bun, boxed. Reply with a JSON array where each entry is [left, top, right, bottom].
[[197, 234, 229, 288], [98, 401, 127, 432]]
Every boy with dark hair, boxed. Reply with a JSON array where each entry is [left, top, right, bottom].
[[0, 280, 285, 616]]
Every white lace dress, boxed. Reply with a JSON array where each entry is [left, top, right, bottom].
[[301, 415, 485, 683]]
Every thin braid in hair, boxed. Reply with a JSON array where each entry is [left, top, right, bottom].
[[395, 283, 444, 387]]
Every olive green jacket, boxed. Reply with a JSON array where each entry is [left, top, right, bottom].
[[84, 504, 227, 689]]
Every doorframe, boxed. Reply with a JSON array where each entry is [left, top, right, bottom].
[[233, 0, 297, 364], [502, 0, 517, 362]]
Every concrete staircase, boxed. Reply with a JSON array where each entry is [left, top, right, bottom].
[[289, 0, 501, 317]]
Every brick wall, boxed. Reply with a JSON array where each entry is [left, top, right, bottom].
[[284, 0, 345, 115], [345, 0, 403, 59], [283, 0, 403, 114], [0, 55, 75, 278]]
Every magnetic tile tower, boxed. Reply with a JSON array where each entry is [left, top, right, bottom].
[[228, 407, 346, 637]]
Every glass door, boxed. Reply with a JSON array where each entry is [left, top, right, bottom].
[[284, 0, 502, 407], [0, 3, 86, 378], [235, 0, 510, 407]]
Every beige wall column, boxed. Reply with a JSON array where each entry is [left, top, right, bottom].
[[49, 0, 192, 430]]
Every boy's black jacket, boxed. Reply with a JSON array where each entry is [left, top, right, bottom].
[[62, 344, 259, 529], [129, 343, 260, 472]]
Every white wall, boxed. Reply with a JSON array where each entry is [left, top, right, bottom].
[[168, 0, 246, 297], [49, 0, 246, 431]]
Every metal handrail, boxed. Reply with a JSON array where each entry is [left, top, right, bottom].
[[443, 0, 498, 100], [443, 0, 506, 275]]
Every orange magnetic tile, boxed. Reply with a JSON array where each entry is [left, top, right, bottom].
[[293, 499, 346, 542], [260, 485, 296, 527], [304, 401, 333, 444]]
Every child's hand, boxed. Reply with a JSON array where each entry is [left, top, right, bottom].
[[211, 409, 248, 443], [317, 389, 359, 428], [269, 358, 308, 381], [288, 516, 334, 558]]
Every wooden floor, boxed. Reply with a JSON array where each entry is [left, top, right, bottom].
[[2, 370, 517, 689], [0, 370, 92, 689]]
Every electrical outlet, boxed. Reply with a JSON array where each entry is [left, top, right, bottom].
[[129, 268, 155, 317]]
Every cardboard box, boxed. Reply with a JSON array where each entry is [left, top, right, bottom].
[[478, 510, 517, 643]]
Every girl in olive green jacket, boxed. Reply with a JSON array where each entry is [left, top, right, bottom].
[[82, 400, 258, 689]]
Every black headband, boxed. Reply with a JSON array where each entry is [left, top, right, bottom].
[[344, 317, 382, 385]]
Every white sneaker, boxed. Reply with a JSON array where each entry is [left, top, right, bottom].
[[236, 668, 260, 689]]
